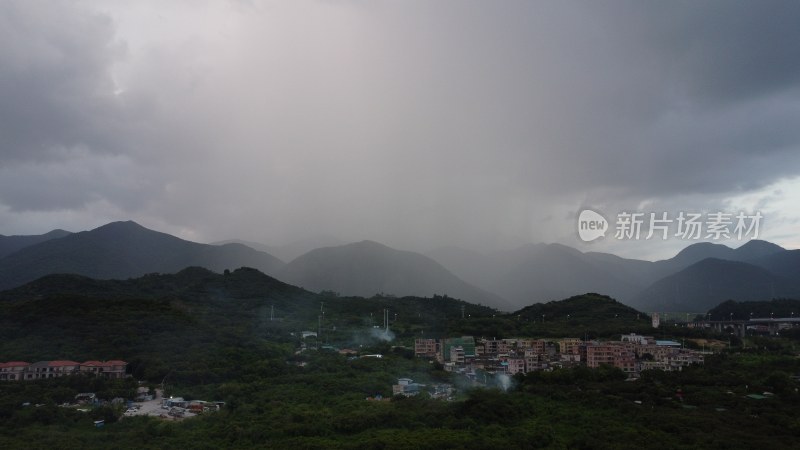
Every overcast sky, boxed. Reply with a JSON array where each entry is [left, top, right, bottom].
[[1, 0, 799, 260]]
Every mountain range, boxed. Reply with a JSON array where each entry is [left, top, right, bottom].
[[0, 222, 508, 309], [0, 229, 72, 259], [0, 220, 797, 313], [428, 239, 799, 312], [212, 235, 345, 263], [277, 240, 510, 309], [0, 221, 284, 291]]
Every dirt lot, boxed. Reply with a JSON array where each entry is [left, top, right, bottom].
[[122, 389, 196, 420]]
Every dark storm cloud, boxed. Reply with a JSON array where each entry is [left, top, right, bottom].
[[0, 1, 162, 219], [618, 0, 800, 105], [0, 150, 151, 212], [510, 0, 800, 199], [0, 1, 130, 163], [0, 0, 798, 257]]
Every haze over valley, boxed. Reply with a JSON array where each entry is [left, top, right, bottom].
[[2, 221, 797, 314], [3, 2, 800, 448]]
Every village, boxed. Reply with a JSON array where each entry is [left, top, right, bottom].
[[386, 330, 709, 399], [413, 333, 706, 380]]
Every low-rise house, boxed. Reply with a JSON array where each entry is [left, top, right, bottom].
[[28, 360, 81, 380], [0, 362, 30, 381], [80, 360, 127, 379], [621, 333, 655, 346], [392, 378, 426, 397], [0, 360, 126, 381], [103, 360, 127, 378]]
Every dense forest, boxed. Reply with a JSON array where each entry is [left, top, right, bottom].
[[1, 268, 798, 448]]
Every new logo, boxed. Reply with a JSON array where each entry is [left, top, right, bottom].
[[577, 209, 608, 242]]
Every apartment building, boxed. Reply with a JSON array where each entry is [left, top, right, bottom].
[[0, 360, 127, 381], [414, 339, 440, 359], [585, 344, 636, 374]]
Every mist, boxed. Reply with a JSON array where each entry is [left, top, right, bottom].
[[1, 1, 800, 260]]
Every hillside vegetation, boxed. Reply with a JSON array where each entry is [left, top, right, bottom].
[[1, 270, 799, 448]]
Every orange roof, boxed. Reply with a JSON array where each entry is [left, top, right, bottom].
[[1, 360, 125, 368], [0, 361, 31, 368], [81, 361, 104, 366], [49, 360, 80, 367], [80, 360, 126, 367]]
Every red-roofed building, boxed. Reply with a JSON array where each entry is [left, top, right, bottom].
[[27, 360, 81, 379], [0, 360, 126, 381], [104, 360, 127, 378], [80, 361, 104, 373], [80, 360, 127, 379], [50, 360, 81, 368], [0, 362, 31, 381]]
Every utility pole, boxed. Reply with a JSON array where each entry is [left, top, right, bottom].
[[160, 370, 173, 398]]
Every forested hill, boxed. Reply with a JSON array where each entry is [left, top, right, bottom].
[[0, 221, 286, 291], [0, 268, 670, 373], [707, 298, 800, 320], [0, 267, 496, 379], [473, 293, 655, 338], [515, 293, 644, 320], [3, 270, 799, 449], [0, 229, 71, 259]]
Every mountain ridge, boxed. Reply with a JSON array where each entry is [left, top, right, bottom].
[[0, 221, 285, 291], [279, 239, 512, 310], [631, 257, 800, 312], [1, 220, 796, 313], [428, 239, 797, 311], [0, 228, 72, 259]]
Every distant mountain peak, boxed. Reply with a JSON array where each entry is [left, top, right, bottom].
[[0, 228, 74, 259], [93, 220, 147, 231], [43, 229, 71, 237], [325, 240, 400, 255], [352, 240, 389, 248], [633, 255, 800, 312], [544, 242, 584, 256], [0, 220, 285, 291], [672, 241, 732, 257], [280, 239, 510, 309], [734, 239, 785, 259]]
